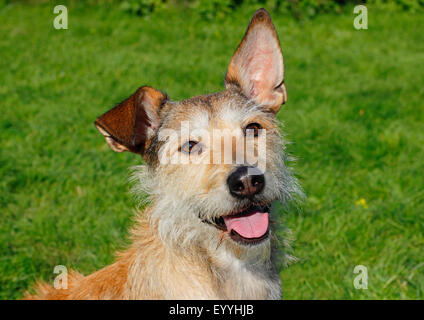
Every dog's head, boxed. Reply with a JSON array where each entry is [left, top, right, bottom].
[[95, 9, 299, 260]]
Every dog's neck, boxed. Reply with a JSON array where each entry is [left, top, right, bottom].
[[125, 208, 281, 299]]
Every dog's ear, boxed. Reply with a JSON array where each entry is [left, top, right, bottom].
[[225, 8, 286, 113], [95, 86, 167, 155]]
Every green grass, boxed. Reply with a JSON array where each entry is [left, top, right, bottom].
[[1, 3, 423, 299]]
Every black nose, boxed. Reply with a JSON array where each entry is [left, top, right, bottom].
[[227, 166, 265, 199]]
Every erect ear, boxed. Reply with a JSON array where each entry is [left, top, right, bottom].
[[94, 86, 167, 155], [225, 8, 286, 113]]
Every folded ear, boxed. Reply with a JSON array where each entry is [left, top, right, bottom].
[[95, 86, 167, 155], [225, 8, 286, 113]]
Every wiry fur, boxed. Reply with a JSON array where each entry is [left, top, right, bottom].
[[24, 8, 302, 300]]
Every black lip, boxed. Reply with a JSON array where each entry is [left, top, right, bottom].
[[230, 228, 270, 245], [211, 216, 226, 231], [227, 204, 270, 218], [202, 204, 271, 244]]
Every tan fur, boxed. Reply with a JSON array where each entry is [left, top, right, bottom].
[[24, 8, 301, 300], [25, 210, 275, 299]]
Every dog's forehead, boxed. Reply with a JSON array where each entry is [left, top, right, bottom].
[[161, 89, 258, 130]]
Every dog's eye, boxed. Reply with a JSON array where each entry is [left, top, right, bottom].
[[179, 141, 202, 155], [244, 123, 262, 137]]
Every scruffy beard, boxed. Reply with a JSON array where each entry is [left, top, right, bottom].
[[129, 148, 302, 266]]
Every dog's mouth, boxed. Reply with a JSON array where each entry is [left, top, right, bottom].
[[205, 204, 270, 245]]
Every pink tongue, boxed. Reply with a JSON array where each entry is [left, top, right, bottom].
[[223, 212, 269, 239]]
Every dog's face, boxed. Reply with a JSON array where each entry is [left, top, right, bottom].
[[95, 9, 298, 259]]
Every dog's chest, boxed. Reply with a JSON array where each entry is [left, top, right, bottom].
[[214, 253, 281, 300]]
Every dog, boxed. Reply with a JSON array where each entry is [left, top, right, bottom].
[[25, 8, 300, 300]]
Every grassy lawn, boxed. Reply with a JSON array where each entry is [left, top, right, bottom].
[[1, 3, 423, 299]]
